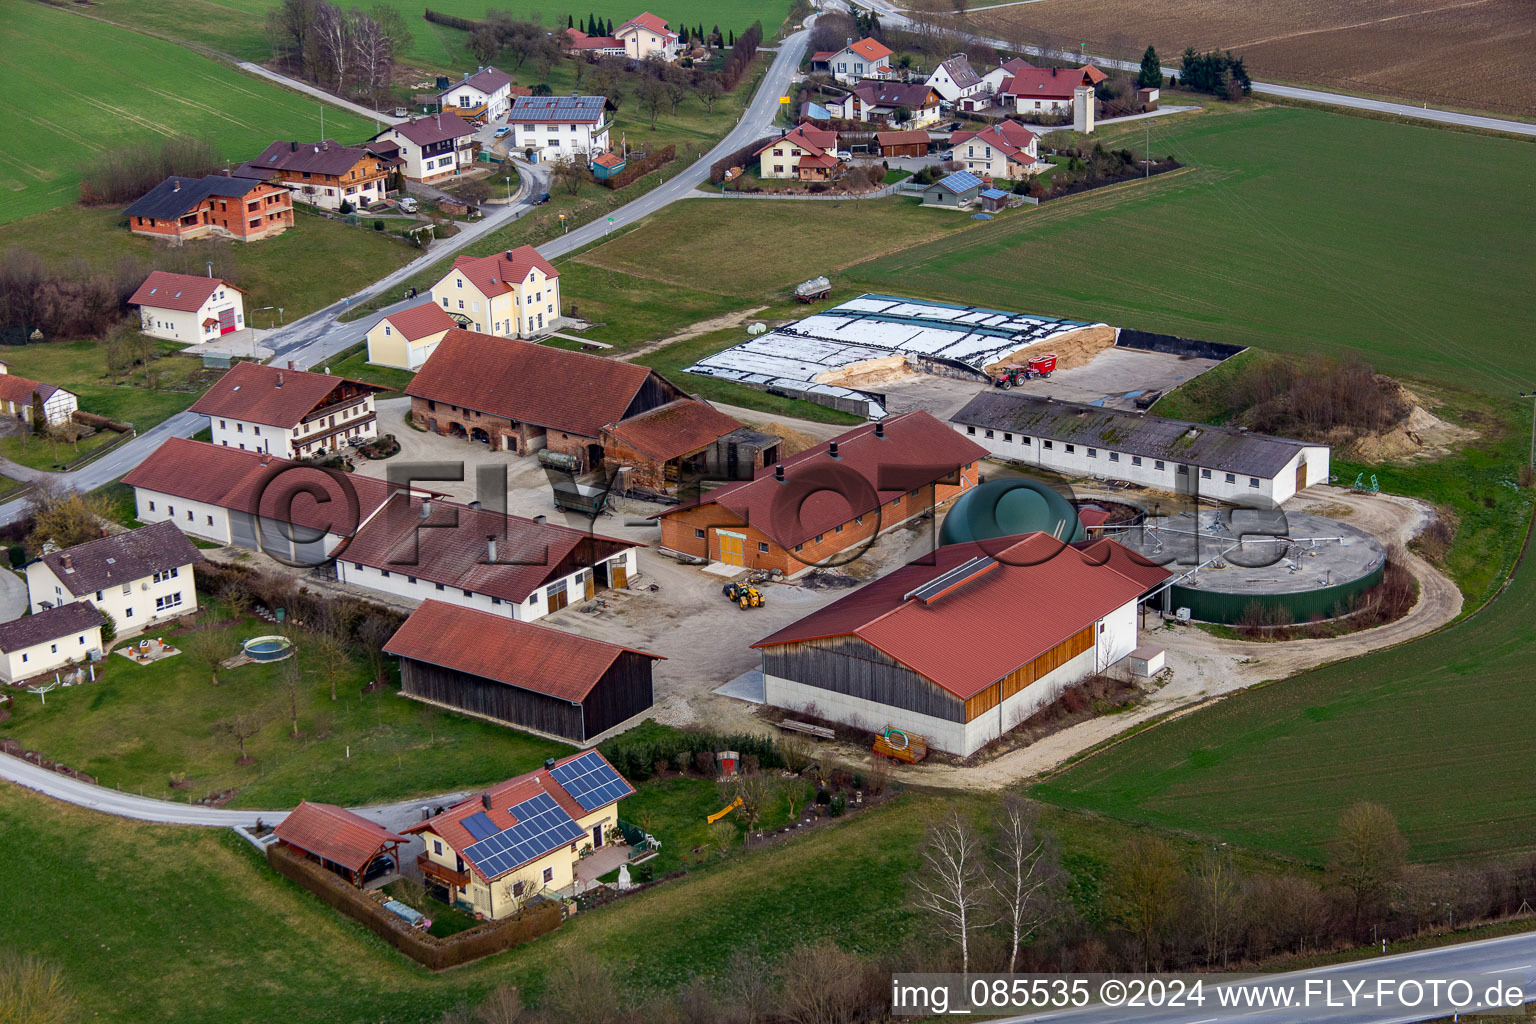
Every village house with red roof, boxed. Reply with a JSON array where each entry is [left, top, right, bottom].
[[950, 119, 1044, 179], [755, 125, 841, 180], [752, 533, 1170, 755], [615, 11, 680, 61], [368, 112, 478, 183], [129, 270, 247, 344], [997, 64, 1106, 117], [428, 245, 561, 338], [364, 301, 457, 370], [188, 361, 392, 459], [825, 36, 895, 85]]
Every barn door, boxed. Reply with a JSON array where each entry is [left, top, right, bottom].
[[1294, 457, 1306, 496], [547, 580, 569, 614], [717, 530, 745, 566], [609, 557, 628, 589], [581, 569, 595, 601]]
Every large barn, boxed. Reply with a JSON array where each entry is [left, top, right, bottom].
[[384, 600, 663, 742], [752, 533, 1170, 756]]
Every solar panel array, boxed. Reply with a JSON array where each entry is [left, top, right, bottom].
[[549, 752, 633, 812], [461, 793, 585, 880], [461, 811, 498, 841]]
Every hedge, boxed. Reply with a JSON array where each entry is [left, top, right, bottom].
[[599, 726, 783, 782], [710, 135, 777, 183], [266, 844, 562, 970], [422, 8, 482, 31], [598, 145, 676, 190]]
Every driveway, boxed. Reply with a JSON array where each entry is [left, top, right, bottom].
[[0, 568, 27, 623]]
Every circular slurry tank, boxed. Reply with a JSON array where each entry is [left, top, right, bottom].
[[1115, 509, 1387, 624], [243, 635, 295, 662], [940, 477, 1086, 547]]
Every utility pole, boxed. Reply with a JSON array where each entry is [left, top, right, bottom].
[[1522, 391, 1536, 468], [1145, 121, 1150, 178]]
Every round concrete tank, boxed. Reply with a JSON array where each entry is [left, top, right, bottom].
[[939, 477, 1086, 547]]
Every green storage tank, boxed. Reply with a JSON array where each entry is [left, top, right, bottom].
[[940, 478, 1086, 547]]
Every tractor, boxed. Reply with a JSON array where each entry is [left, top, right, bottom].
[[723, 581, 765, 609], [992, 353, 1057, 388]]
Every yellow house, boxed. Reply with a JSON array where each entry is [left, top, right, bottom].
[[405, 750, 634, 919], [616, 12, 680, 61], [0, 602, 105, 684], [428, 246, 562, 339], [365, 301, 456, 371], [26, 520, 202, 638]]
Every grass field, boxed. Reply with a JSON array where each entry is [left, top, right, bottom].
[[960, 0, 1536, 117], [0, 338, 209, 433], [0, 2, 377, 225], [0, 605, 570, 809], [78, 0, 796, 70]]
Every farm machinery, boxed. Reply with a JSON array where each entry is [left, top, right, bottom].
[[992, 353, 1057, 388], [723, 581, 765, 609]]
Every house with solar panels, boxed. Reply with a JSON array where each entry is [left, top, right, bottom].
[[405, 750, 635, 916], [922, 170, 984, 208]]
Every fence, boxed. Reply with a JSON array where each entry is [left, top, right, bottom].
[[708, 182, 904, 200], [266, 843, 562, 970]]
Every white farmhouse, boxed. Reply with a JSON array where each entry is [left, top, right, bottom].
[[128, 271, 246, 343], [925, 54, 985, 103], [438, 66, 515, 121], [27, 521, 201, 637], [0, 603, 106, 684], [950, 119, 1044, 178], [508, 94, 610, 163], [429, 245, 561, 338], [825, 36, 895, 85], [188, 361, 392, 459], [950, 392, 1332, 507]]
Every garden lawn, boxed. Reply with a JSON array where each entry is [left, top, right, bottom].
[[0, 607, 570, 809], [326, 342, 418, 392], [0, 338, 205, 433], [0, 2, 375, 224]]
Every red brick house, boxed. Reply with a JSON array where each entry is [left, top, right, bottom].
[[124, 174, 292, 243], [654, 410, 987, 575]]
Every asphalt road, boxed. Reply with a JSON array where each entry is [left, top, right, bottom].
[[851, 0, 1536, 137]]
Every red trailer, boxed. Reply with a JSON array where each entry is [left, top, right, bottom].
[[992, 353, 1057, 388]]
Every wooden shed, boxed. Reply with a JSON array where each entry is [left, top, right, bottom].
[[876, 129, 930, 158], [274, 801, 408, 887], [385, 600, 663, 742]]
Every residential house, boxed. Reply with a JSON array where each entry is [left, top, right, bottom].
[[275, 802, 407, 888], [235, 139, 393, 212], [875, 128, 930, 158], [752, 532, 1169, 755], [365, 301, 456, 370], [0, 367, 77, 426], [429, 245, 561, 338], [188, 361, 392, 459], [950, 119, 1043, 178], [998, 64, 1105, 116], [755, 125, 840, 180], [950, 391, 1332, 507], [925, 54, 985, 103], [26, 520, 202, 636], [508, 95, 610, 163], [827, 81, 941, 128], [438, 66, 515, 121], [405, 750, 635, 915], [921, 169, 984, 207], [407, 328, 686, 469], [653, 410, 986, 575], [128, 270, 247, 343], [369, 114, 477, 183], [124, 174, 292, 243], [600, 398, 780, 494], [0, 603, 106, 685], [976, 56, 1035, 96], [825, 37, 895, 85], [615, 12, 680, 61], [385, 599, 663, 742], [564, 27, 626, 56]]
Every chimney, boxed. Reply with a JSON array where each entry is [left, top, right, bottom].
[[544, 757, 556, 769], [61, 553, 72, 571], [828, 441, 840, 460], [260, 453, 272, 466], [481, 793, 492, 811], [487, 535, 497, 562], [875, 421, 886, 439], [1051, 67, 1058, 77], [774, 463, 786, 483], [505, 249, 514, 259], [172, 180, 181, 192], [275, 371, 284, 388], [532, 514, 546, 525], [322, 141, 329, 151], [287, 360, 296, 370], [290, 141, 297, 152], [420, 499, 432, 519], [846, 37, 852, 46]]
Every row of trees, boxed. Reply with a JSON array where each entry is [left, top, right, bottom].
[[264, 0, 411, 101], [468, 13, 561, 77], [1178, 46, 1253, 99], [79, 137, 223, 206]]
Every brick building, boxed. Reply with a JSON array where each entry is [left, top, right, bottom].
[[599, 398, 780, 495], [124, 174, 292, 243], [654, 410, 987, 575]]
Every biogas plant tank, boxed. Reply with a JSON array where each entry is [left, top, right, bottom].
[[939, 477, 1086, 547]]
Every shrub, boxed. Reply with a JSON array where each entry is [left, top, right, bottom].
[[829, 796, 846, 817], [98, 610, 117, 645], [693, 750, 715, 775], [338, 199, 354, 215], [372, 219, 384, 231], [815, 788, 831, 806]]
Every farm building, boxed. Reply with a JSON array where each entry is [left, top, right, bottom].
[[922, 170, 984, 207], [129, 271, 247, 344], [189, 361, 391, 459], [0, 602, 106, 685], [653, 410, 985, 575], [429, 246, 560, 339], [407, 751, 634, 915], [0, 366, 77, 426], [275, 801, 407, 888], [599, 398, 780, 495], [752, 533, 1170, 755], [385, 599, 662, 742], [365, 301, 456, 370], [235, 139, 394, 212], [875, 129, 930, 158], [406, 328, 688, 470], [124, 174, 293, 243], [27, 520, 202, 636], [950, 392, 1332, 506]]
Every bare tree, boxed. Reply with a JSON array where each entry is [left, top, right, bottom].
[[282, 652, 302, 737], [912, 808, 992, 975], [313, 631, 350, 701], [1193, 847, 1242, 966], [214, 712, 263, 764], [637, 76, 668, 129], [217, 578, 253, 620], [551, 156, 585, 195], [539, 960, 618, 1024], [532, 35, 562, 81], [988, 796, 1060, 971], [473, 984, 523, 1024], [726, 769, 778, 834], [663, 67, 690, 114], [468, 24, 501, 65], [0, 952, 76, 1024], [349, 8, 395, 102], [721, 947, 773, 1024], [695, 75, 723, 114], [183, 626, 228, 686], [312, 1, 352, 90], [25, 480, 113, 556], [1330, 801, 1408, 936], [355, 614, 394, 684], [1107, 834, 1183, 970]]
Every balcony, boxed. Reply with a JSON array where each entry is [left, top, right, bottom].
[[418, 853, 468, 888]]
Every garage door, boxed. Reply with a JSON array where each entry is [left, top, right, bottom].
[[716, 530, 745, 566], [547, 579, 569, 615]]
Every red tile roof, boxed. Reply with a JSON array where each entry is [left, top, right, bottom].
[[657, 410, 987, 549], [602, 398, 742, 462], [188, 361, 390, 428], [0, 373, 64, 406], [128, 271, 242, 313], [811, 50, 837, 62], [379, 301, 456, 342], [876, 129, 930, 147], [1002, 65, 1103, 100], [344, 493, 638, 603], [404, 750, 635, 880], [565, 28, 625, 49], [844, 37, 893, 62], [951, 119, 1039, 160], [618, 11, 674, 39], [406, 329, 660, 438], [449, 245, 559, 298], [755, 125, 838, 159], [275, 801, 406, 872], [592, 151, 625, 168], [753, 533, 1170, 699], [385, 599, 662, 701]]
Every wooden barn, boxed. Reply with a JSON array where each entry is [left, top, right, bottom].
[[876, 129, 930, 158], [384, 600, 663, 743]]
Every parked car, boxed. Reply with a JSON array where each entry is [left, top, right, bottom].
[[532, 191, 551, 205], [835, 150, 853, 161], [493, 126, 511, 138], [397, 196, 419, 213]]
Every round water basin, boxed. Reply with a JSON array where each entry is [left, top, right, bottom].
[[243, 635, 295, 662]]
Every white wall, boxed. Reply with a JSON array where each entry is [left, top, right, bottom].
[[27, 560, 196, 637], [512, 122, 609, 164], [138, 288, 244, 344], [0, 625, 104, 684], [764, 672, 972, 753], [134, 488, 232, 544]]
